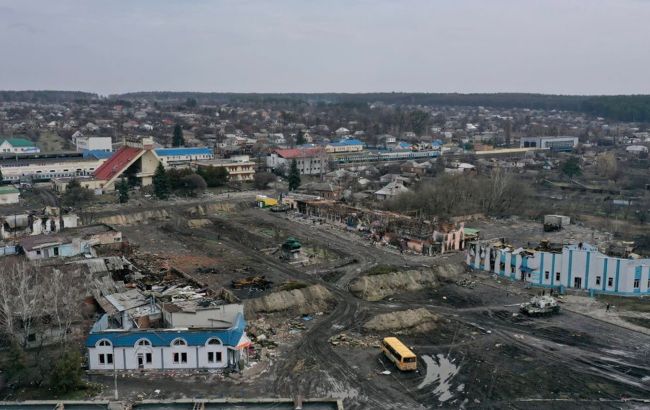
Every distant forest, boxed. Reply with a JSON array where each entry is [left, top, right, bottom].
[[2, 90, 650, 122], [0, 90, 98, 103]]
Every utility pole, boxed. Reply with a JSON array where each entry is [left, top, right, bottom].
[[113, 356, 118, 400]]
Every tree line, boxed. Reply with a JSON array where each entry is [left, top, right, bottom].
[[385, 169, 530, 219]]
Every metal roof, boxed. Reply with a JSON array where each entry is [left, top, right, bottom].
[[1, 137, 36, 147], [86, 313, 247, 347], [155, 147, 213, 157]]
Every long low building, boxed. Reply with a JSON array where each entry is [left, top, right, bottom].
[[519, 136, 578, 151], [155, 147, 214, 168], [195, 155, 256, 181], [467, 240, 650, 295], [0, 152, 105, 182]]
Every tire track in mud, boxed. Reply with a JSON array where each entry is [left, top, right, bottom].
[[203, 212, 428, 408]]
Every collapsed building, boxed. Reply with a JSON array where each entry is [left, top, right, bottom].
[[87, 286, 250, 371], [17, 224, 122, 260], [0, 207, 79, 241], [467, 239, 650, 296], [1, 256, 136, 348], [283, 196, 477, 255]]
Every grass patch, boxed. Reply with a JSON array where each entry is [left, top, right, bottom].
[[36, 131, 70, 152], [365, 265, 399, 276], [596, 295, 650, 313], [279, 281, 309, 291]]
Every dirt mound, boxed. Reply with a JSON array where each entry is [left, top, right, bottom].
[[435, 262, 465, 282], [187, 218, 212, 228], [244, 284, 334, 316], [349, 269, 438, 301], [95, 209, 171, 226], [364, 308, 438, 334]]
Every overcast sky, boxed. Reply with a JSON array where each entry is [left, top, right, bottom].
[[0, 0, 648, 95]]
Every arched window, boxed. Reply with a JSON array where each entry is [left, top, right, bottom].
[[171, 338, 187, 346], [206, 338, 222, 346], [135, 338, 152, 347], [97, 339, 112, 347]]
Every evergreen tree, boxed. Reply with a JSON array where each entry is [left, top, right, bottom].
[[153, 163, 171, 199], [0, 167, 4, 183], [197, 166, 229, 187], [49, 349, 84, 395], [5, 342, 26, 382], [62, 179, 93, 209], [172, 123, 185, 147], [288, 159, 301, 191], [561, 156, 582, 179], [295, 129, 306, 145], [117, 178, 129, 203]]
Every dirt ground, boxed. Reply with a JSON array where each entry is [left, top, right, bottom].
[[86, 202, 650, 409]]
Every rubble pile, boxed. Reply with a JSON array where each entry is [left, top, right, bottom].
[[329, 332, 379, 348], [247, 313, 322, 360], [455, 278, 477, 288], [232, 275, 273, 290], [434, 262, 465, 282]]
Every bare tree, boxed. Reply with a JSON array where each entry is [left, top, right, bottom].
[[0, 260, 44, 347], [0, 260, 84, 347], [46, 267, 84, 344]]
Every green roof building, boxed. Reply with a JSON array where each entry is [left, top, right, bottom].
[[0, 137, 40, 153]]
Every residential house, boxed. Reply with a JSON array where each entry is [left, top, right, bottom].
[[19, 224, 122, 260], [0, 207, 78, 240], [297, 182, 343, 200], [400, 160, 430, 176], [375, 181, 409, 200]]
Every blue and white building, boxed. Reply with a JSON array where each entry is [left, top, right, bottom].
[[87, 290, 250, 371], [155, 147, 214, 168], [467, 241, 650, 295]]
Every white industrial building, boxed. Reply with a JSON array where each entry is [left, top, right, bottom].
[[75, 136, 113, 152], [155, 147, 214, 168], [467, 241, 650, 295], [266, 147, 327, 175], [519, 136, 578, 151]]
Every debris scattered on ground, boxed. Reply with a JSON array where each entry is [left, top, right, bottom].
[[231, 275, 273, 290], [455, 278, 477, 288], [329, 333, 379, 348]]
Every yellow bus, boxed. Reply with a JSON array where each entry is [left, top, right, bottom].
[[381, 337, 417, 371]]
